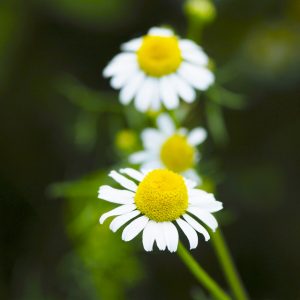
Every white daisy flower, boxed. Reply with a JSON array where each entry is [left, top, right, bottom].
[[98, 168, 223, 252], [129, 113, 207, 184], [103, 26, 214, 112]]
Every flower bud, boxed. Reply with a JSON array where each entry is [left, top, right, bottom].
[[115, 130, 138, 153], [184, 0, 216, 24]]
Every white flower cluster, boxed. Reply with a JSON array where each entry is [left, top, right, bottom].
[[99, 27, 222, 252]]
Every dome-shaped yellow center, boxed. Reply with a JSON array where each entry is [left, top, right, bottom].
[[160, 134, 195, 173], [137, 35, 182, 77], [134, 169, 188, 222]]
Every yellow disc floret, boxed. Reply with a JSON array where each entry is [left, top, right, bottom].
[[134, 169, 188, 222], [137, 35, 182, 77], [160, 134, 195, 173]]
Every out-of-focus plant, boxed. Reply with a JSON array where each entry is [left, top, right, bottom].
[[51, 0, 253, 298], [56, 76, 121, 152], [115, 129, 139, 154], [0, 2, 25, 90], [286, 0, 300, 22], [98, 19, 248, 300], [242, 22, 300, 85], [50, 171, 143, 300], [32, 0, 137, 28], [184, 0, 216, 40]]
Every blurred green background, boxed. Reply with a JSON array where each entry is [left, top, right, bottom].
[[0, 0, 300, 299]]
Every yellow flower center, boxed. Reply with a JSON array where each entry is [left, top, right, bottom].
[[134, 169, 188, 222], [160, 134, 195, 173], [137, 35, 182, 77]]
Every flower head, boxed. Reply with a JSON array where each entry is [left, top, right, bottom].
[[98, 168, 222, 252], [103, 27, 214, 112], [129, 113, 207, 183]]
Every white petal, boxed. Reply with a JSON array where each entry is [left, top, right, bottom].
[[129, 150, 153, 165], [178, 127, 188, 136], [189, 189, 214, 199], [122, 216, 149, 241], [162, 222, 179, 252], [121, 37, 143, 52], [159, 76, 179, 110], [179, 39, 202, 52], [188, 127, 207, 146], [99, 204, 136, 224], [187, 207, 218, 231], [181, 46, 209, 66], [156, 113, 176, 136], [105, 62, 137, 81], [169, 74, 196, 103], [154, 222, 167, 250], [182, 214, 210, 241], [103, 53, 136, 77], [119, 71, 145, 105], [140, 169, 153, 176], [110, 75, 127, 90], [141, 128, 165, 150], [141, 159, 163, 171], [134, 77, 157, 112], [109, 210, 140, 232], [150, 79, 161, 111], [178, 62, 214, 91], [110, 64, 139, 89], [189, 189, 219, 205], [148, 27, 173, 36], [119, 168, 144, 182], [184, 178, 198, 189], [142, 220, 157, 251], [109, 170, 137, 192], [176, 218, 198, 249], [183, 169, 202, 185], [98, 185, 134, 204], [189, 189, 222, 213], [189, 201, 223, 213]]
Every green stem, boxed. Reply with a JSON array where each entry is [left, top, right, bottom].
[[177, 242, 231, 300], [211, 229, 249, 300], [187, 18, 203, 42], [205, 100, 228, 146]]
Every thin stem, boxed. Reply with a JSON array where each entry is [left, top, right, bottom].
[[205, 100, 228, 146], [177, 242, 231, 300], [187, 18, 203, 42], [211, 229, 249, 300]]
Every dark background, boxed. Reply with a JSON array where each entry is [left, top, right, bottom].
[[1, 0, 300, 299]]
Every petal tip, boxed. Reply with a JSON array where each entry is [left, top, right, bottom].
[[109, 224, 117, 232], [102, 68, 109, 78]]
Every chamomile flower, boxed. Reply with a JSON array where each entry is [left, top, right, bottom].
[[103, 27, 214, 112], [129, 113, 207, 183], [98, 168, 222, 252]]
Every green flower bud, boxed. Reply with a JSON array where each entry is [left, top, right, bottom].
[[115, 130, 138, 153], [184, 0, 216, 24]]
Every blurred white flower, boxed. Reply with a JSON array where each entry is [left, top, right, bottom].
[[103, 27, 214, 112], [129, 113, 207, 183], [99, 168, 222, 252]]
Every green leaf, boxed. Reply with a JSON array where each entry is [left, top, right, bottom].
[[56, 75, 121, 113], [207, 85, 247, 110], [205, 101, 228, 146]]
